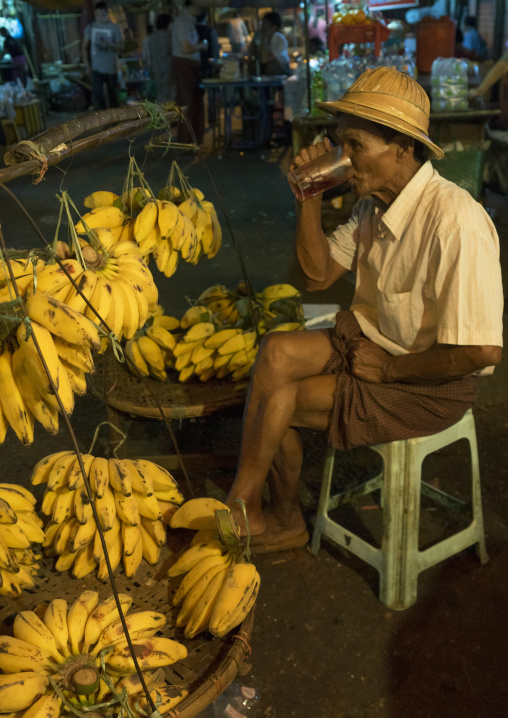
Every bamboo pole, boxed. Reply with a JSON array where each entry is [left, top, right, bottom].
[[3, 103, 180, 165], [0, 108, 179, 185]]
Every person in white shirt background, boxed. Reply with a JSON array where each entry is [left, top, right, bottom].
[[259, 11, 290, 76], [228, 10, 250, 55], [82, 1, 124, 110]]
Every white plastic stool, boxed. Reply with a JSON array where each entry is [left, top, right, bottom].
[[309, 409, 489, 610]]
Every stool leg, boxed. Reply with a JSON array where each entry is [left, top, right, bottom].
[[309, 447, 336, 556], [377, 440, 420, 610], [395, 441, 424, 610], [467, 418, 490, 565]]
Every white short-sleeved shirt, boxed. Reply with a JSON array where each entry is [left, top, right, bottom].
[[327, 161, 504, 375], [171, 9, 199, 61]]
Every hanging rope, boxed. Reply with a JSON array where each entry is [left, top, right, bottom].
[[16, 139, 49, 184]]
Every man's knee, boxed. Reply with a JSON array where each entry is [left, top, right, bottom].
[[256, 332, 294, 376]]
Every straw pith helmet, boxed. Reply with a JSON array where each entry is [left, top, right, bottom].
[[315, 67, 444, 160]]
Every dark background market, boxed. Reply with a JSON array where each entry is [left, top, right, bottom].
[[1, 0, 508, 716]]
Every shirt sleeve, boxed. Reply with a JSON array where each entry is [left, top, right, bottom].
[[327, 201, 362, 271], [433, 224, 504, 347]]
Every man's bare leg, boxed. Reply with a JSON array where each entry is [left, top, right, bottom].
[[227, 328, 336, 536], [252, 426, 306, 544]]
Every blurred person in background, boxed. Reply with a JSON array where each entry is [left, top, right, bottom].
[[228, 10, 249, 55], [308, 36, 327, 58], [196, 9, 219, 79], [82, 1, 124, 110], [457, 16, 487, 60], [171, 0, 208, 144], [0, 26, 27, 84], [259, 11, 290, 76], [145, 13, 174, 102], [308, 6, 327, 49]]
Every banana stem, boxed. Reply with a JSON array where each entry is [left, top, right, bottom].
[[49, 676, 85, 718], [58, 192, 88, 266], [122, 155, 156, 205], [51, 196, 65, 256], [98, 651, 138, 718], [235, 499, 252, 561], [88, 420, 127, 457]]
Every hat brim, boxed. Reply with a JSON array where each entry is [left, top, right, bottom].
[[315, 99, 445, 160]]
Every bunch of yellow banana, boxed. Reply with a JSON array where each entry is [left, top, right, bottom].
[[197, 284, 240, 325], [173, 325, 259, 383], [150, 193, 222, 275], [31, 452, 184, 580], [128, 317, 258, 384], [124, 320, 178, 382], [167, 497, 260, 639], [0, 254, 46, 302], [255, 283, 305, 330], [0, 484, 43, 598], [0, 589, 188, 716], [0, 293, 100, 446], [42, 228, 158, 344], [121, 281, 305, 386], [122, 307, 192, 382], [81, 185, 222, 280]]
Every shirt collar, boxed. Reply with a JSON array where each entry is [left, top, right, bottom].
[[378, 160, 435, 241]]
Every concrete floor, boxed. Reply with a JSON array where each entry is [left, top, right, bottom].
[[1, 113, 507, 718]]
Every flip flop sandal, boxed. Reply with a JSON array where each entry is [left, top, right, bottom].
[[247, 529, 310, 556]]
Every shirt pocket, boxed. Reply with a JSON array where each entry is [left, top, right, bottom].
[[377, 290, 414, 349]]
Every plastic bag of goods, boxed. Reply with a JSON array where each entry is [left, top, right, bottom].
[[323, 58, 357, 100], [431, 57, 469, 112]]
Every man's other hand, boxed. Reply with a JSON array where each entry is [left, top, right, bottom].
[[347, 336, 392, 383], [290, 136, 334, 171]]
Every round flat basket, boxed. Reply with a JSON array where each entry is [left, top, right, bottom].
[[0, 547, 254, 718], [96, 350, 247, 420]]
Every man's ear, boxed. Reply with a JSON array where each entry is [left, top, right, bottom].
[[396, 134, 415, 159]]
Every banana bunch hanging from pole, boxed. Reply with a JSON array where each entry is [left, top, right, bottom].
[[31, 452, 184, 580], [0, 484, 43, 598], [0, 289, 101, 446], [81, 168, 223, 281]]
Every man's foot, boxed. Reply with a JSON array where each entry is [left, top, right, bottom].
[[245, 510, 308, 555], [247, 528, 309, 555], [228, 495, 266, 538]]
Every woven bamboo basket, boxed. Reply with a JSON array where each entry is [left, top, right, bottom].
[[98, 350, 247, 421], [0, 546, 254, 718]]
